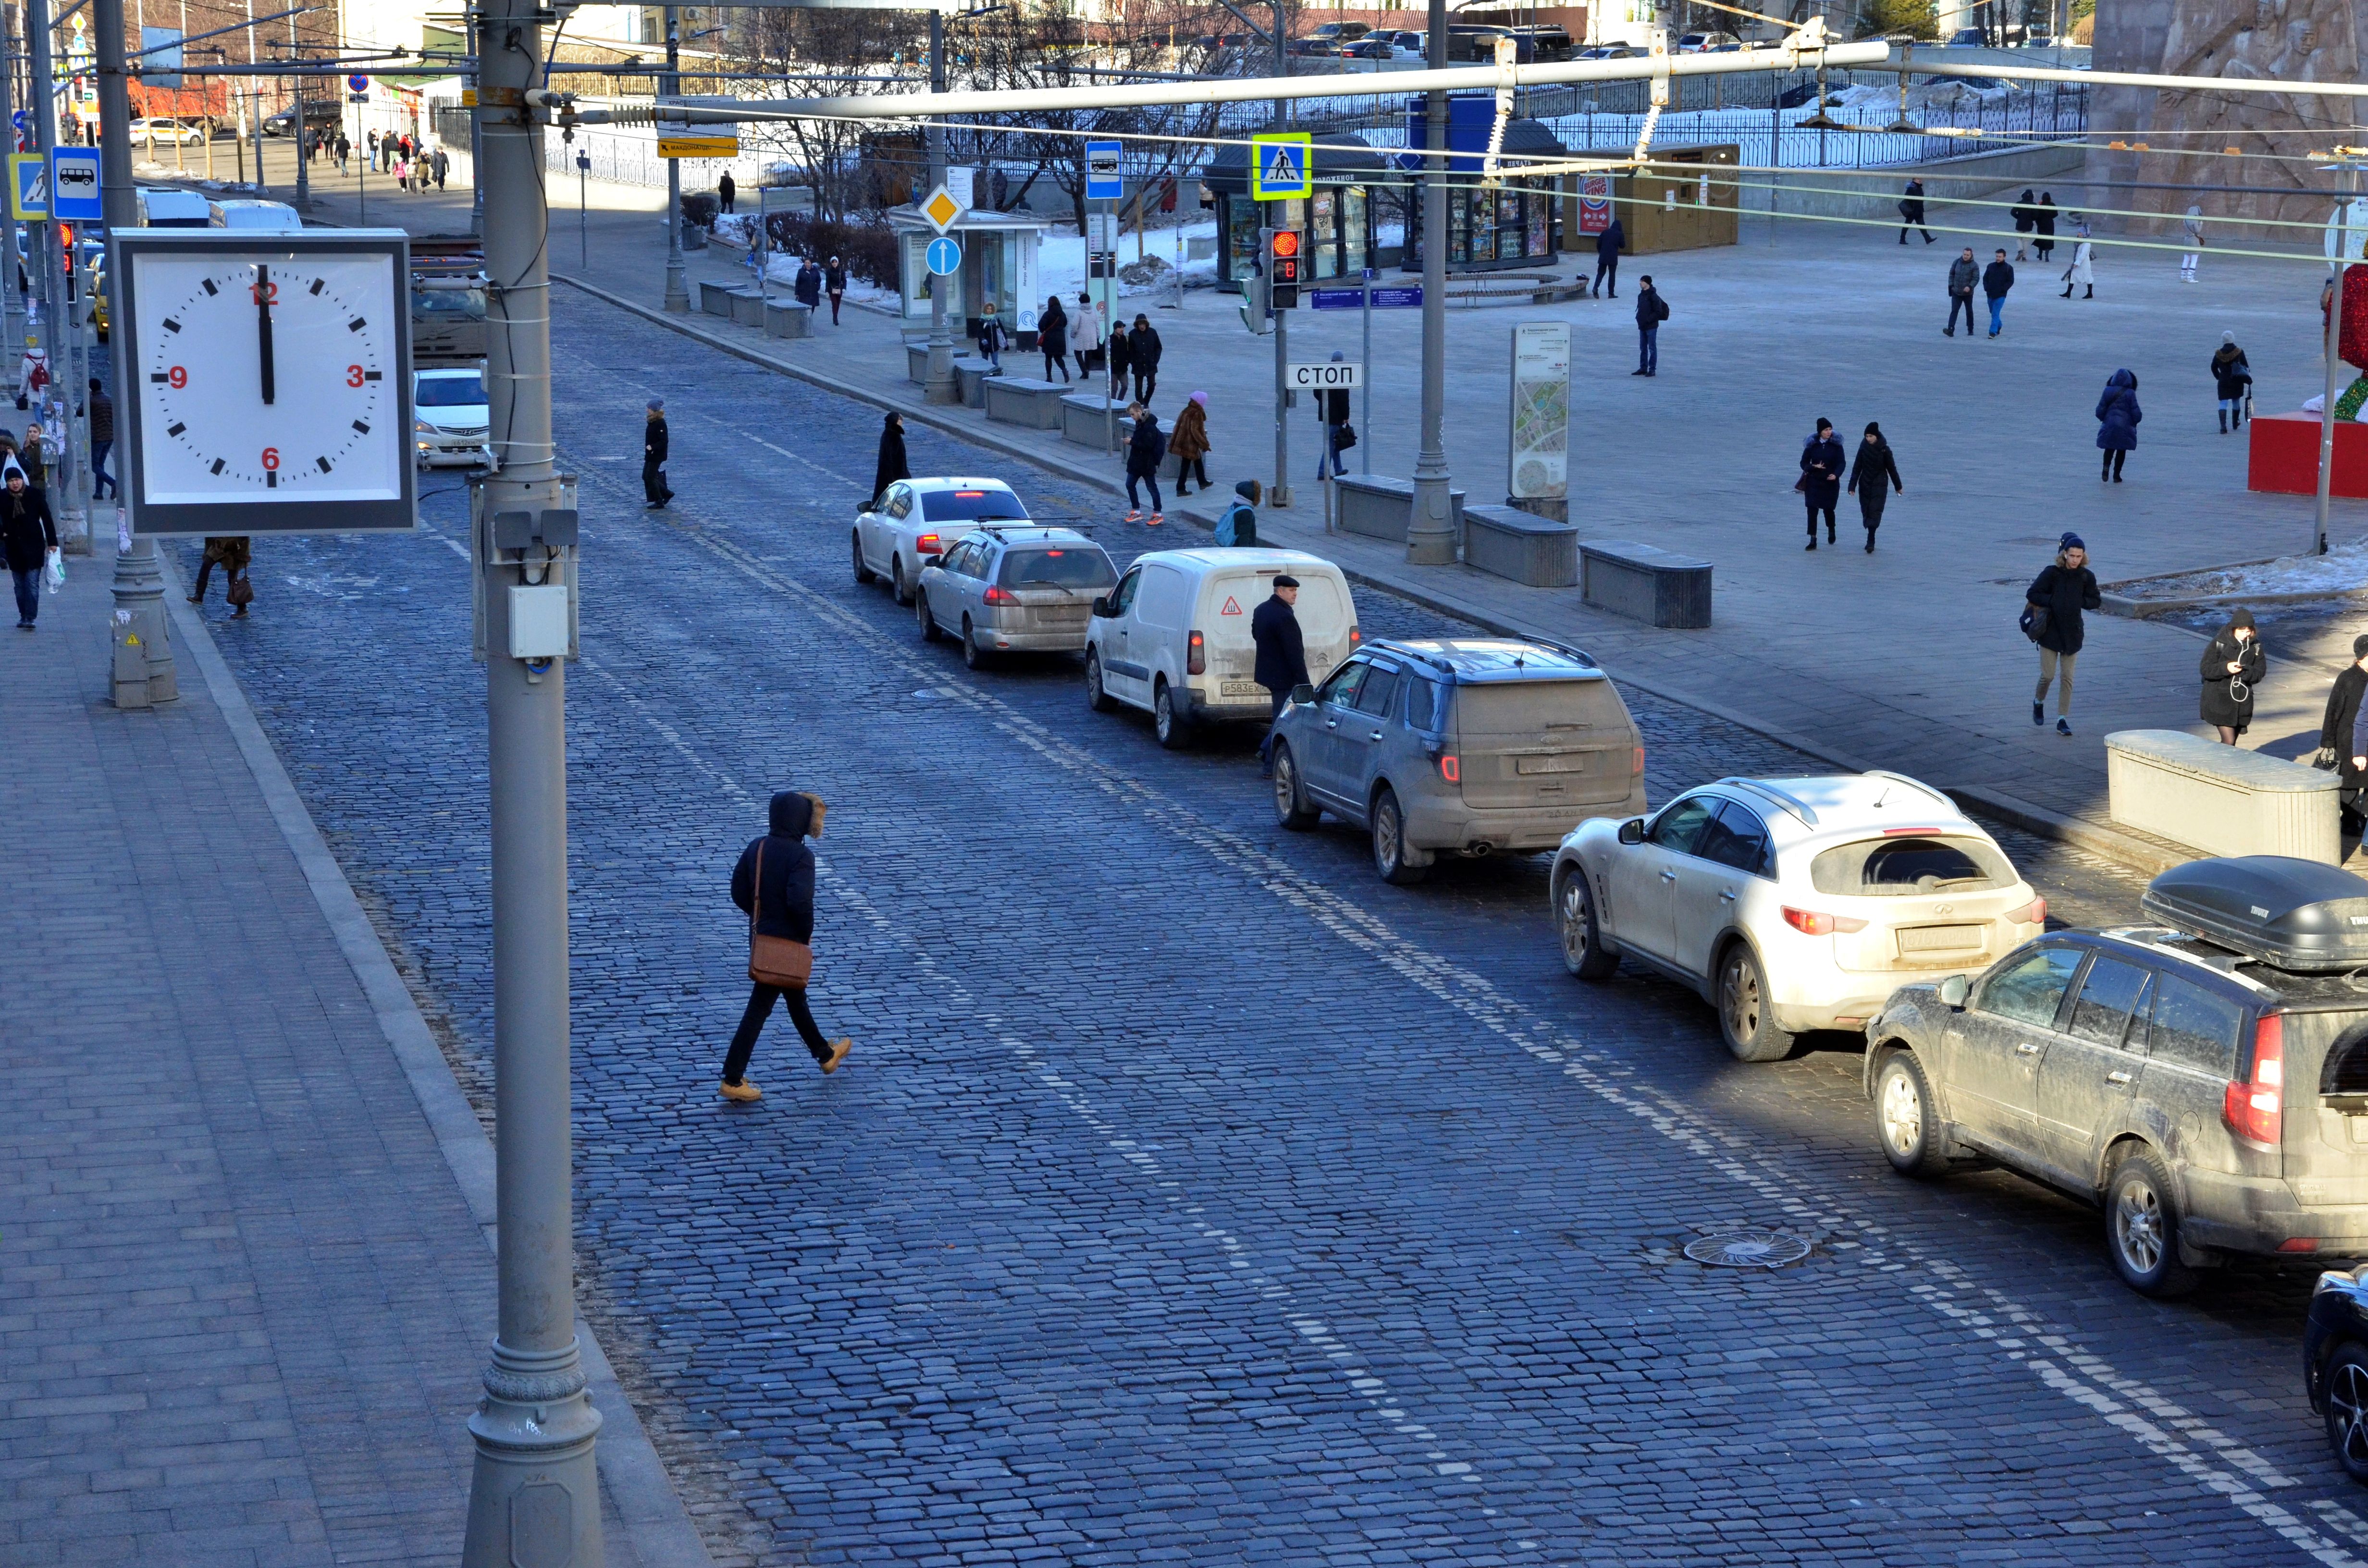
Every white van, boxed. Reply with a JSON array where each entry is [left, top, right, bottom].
[[1084, 548, 1358, 748], [134, 187, 211, 227], [209, 198, 301, 232]]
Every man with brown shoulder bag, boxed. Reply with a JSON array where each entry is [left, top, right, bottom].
[[719, 790, 851, 1102]]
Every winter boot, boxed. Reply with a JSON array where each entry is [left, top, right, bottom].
[[2220, 409, 2229, 433], [2084, 286, 2094, 299], [2061, 286, 2072, 298], [1826, 523, 1837, 545]]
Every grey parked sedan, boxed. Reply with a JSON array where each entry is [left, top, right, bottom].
[[915, 526, 1119, 670], [1269, 637, 1646, 885]]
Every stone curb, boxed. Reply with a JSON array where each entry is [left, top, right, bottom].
[[555, 272, 2191, 881], [156, 549, 717, 1568]]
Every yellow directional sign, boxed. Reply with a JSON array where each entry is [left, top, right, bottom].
[[920, 184, 963, 233], [658, 135, 740, 159]]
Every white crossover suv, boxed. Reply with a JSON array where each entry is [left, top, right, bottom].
[[1550, 772, 2046, 1061]]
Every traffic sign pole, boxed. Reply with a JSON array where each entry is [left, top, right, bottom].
[[1085, 141, 1122, 456], [923, 8, 955, 405], [1408, 0, 1455, 567], [1361, 269, 1372, 476]]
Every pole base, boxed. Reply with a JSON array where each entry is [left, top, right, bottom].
[[461, 1338, 604, 1568], [1406, 472, 1457, 565], [1270, 485, 1294, 508]]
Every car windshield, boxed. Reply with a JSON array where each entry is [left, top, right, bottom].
[[413, 285, 487, 318], [921, 487, 1028, 522], [1809, 834, 2016, 896], [417, 373, 485, 408], [999, 546, 1115, 590]]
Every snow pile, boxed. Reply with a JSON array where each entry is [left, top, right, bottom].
[[2124, 537, 2368, 602]]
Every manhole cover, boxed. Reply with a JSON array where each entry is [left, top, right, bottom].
[[1683, 1231, 1810, 1269]]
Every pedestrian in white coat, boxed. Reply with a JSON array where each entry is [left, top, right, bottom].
[[2060, 221, 2094, 299], [2180, 204, 2205, 282]]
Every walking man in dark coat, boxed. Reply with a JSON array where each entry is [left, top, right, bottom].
[[719, 790, 851, 1102], [1899, 177, 1934, 244], [642, 397, 673, 509], [1945, 247, 1979, 338], [1253, 575, 1309, 777], [1129, 315, 1163, 404], [1592, 217, 1625, 298], [2026, 532, 2100, 735], [717, 170, 736, 213], [872, 411, 909, 507], [1632, 276, 1667, 376], [1, 458, 54, 629], [2324, 637, 2368, 831], [1799, 418, 1844, 549], [1982, 248, 2014, 338]]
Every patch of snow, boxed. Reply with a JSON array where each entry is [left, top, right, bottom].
[[2124, 537, 2368, 601]]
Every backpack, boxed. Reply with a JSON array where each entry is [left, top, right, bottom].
[[1653, 293, 1671, 323], [1215, 502, 1257, 547]]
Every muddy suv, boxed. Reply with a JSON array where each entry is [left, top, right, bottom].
[[1865, 856, 2368, 1297]]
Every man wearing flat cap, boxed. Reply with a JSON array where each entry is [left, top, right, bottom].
[[1253, 574, 1308, 778]]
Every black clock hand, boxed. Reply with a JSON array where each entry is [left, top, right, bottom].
[[255, 263, 275, 405]]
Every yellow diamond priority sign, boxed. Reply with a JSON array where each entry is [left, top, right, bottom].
[[921, 185, 964, 234]]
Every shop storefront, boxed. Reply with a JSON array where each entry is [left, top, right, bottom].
[[1402, 99, 1570, 271], [1201, 134, 1402, 292]]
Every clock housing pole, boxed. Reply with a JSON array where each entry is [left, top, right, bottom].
[[460, 0, 604, 1558], [93, 0, 176, 704]]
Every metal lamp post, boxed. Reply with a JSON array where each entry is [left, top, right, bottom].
[[662, 4, 688, 311], [1406, 0, 1456, 565], [923, 7, 955, 404]]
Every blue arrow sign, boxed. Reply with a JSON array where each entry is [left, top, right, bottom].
[[1309, 284, 1422, 310], [925, 236, 962, 276], [1085, 139, 1122, 202]]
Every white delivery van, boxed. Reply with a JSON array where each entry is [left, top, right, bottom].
[[1084, 548, 1358, 748], [135, 187, 212, 227], [209, 198, 302, 232]]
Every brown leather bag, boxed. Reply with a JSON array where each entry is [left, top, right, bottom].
[[746, 842, 813, 988], [226, 573, 255, 607]]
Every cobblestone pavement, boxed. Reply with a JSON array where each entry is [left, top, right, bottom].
[[171, 287, 2368, 1566]]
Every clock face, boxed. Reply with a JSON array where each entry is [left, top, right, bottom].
[[129, 247, 407, 507]]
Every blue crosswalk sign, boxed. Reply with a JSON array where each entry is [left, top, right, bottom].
[[1250, 133, 1312, 201]]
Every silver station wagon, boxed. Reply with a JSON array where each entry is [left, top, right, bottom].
[[1866, 857, 2368, 1297], [915, 526, 1118, 669]]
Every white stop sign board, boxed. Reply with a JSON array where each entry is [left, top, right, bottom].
[[1289, 362, 1361, 389]]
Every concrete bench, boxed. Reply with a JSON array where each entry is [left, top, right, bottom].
[[2105, 729, 2343, 863], [764, 300, 813, 340], [698, 279, 739, 318], [1334, 473, 1466, 546], [982, 377, 1072, 430], [1463, 504, 1579, 588], [1061, 393, 1134, 449], [728, 288, 769, 328], [1579, 539, 1712, 628], [955, 362, 1001, 409], [904, 343, 982, 388]]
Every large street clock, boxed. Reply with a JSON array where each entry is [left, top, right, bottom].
[[114, 230, 418, 535]]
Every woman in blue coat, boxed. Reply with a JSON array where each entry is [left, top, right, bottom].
[[2096, 368, 2141, 482], [1798, 417, 1844, 550]]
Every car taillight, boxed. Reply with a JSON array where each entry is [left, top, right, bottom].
[[2004, 896, 2047, 926], [983, 585, 1017, 605], [1781, 906, 1868, 936], [2223, 1011, 2284, 1147], [1439, 753, 1459, 783], [1631, 746, 1646, 775], [916, 533, 942, 553], [1187, 630, 1206, 674], [1348, 625, 1362, 645]]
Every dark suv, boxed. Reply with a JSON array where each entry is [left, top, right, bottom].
[[1866, 857, 2368, 1298]]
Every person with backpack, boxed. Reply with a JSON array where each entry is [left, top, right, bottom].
[[2025, 532, 2099, 736], [1632, 276, 1668, 376], [1214, 479, 1260, 546], [1124, 403, 1165, 524], [1169, 392, 1211, 493], [2212, 332, 2252, 433], [719, 790, 851, 1102]]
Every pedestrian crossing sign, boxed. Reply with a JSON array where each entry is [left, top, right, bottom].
[[8, 153, 45, 221], [1250, 132, 1312, 201]]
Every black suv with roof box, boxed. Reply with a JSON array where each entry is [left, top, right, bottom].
[[1865, 856, 2368, 1297]]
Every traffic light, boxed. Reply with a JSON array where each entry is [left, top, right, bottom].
[[1268, 228, 1303, 308]]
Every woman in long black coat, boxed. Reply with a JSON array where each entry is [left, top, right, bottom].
[[2033, 193, 2058, 262], [1845, 421, 1904, 554], [871, 412, 909, 507], [2322, 637, 2368, 826], [1038, 296, 1069, 382], [2026, 532, 2099, 736], [2199, 608, 2265, 743], [1798, 418, 1844, 550]]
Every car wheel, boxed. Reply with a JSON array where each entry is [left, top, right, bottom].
[[962, 615, 990, 670], [1716, 942, 1795, 1063], [1085, 649, 1115, 713], [1272, 741, 1320, 830], [916, 589, 942, 642], [2326, 1344, 2368, 1482], [2105, 1148, 2198, 1298], [853, 530, 876, 585], [1555, 867, 1619, 980], [1153, 680, 1193, 749], [1874, 1050, 1948, 1176], [1370, 785, 1429, 885], [891, 555, 914, 606]]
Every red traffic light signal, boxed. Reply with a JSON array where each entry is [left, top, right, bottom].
[[1269, 229, 1303, 285]]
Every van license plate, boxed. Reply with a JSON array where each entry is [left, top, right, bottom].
[[1515, 753, 1590, 775], [1221, 681, 1268, 698]]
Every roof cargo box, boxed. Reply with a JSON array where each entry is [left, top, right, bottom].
[[2140, 856, 2368, 973]]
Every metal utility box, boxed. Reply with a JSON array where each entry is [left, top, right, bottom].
[[507, 585, 572, 660]]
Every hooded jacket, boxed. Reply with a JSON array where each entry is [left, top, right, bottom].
[[1129, 323, 1162, 370], [1595, 218, 1625, 258], [2011, 191, 2037, 232], [872, 417, 909, 504], [2200, 627, 2265, 729], [0, 469, 53, 573], [1125, 410, 1166, 477], [731, 791, 819, 943], [1847, 437, 1902, 498], [2095, 369, 2142, 450], [2026, 560, 2101, 655], [642, 411, 668, 466], [2212, 344, 2252, 401], [2327, 667, 2368, 784]]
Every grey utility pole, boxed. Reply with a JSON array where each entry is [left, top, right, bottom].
[[460, 0, 603, 1555], [2318, 157, 2360, 559], [290, 5, 308, 209], [27, 0, 82, 553], [468, 0, 483, 237], [661, 4, 687, 311], [0, 5, 21, 365], [922, 7, 954, 404], [1268, 12, 1289, 507], [94, 0, 175, 703], [1406, 0, 1456, 565]]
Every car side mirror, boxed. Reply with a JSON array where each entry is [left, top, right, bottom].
[[1290, 682, 1317, 707], [923, 553, 942, 567], [1092, 594, 1114, 618], [1617, 817, 1645, 845], [1937, 974, 1970, 1009]]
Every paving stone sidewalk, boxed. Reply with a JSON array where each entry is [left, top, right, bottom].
[[0, 548, 705, 1566]]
